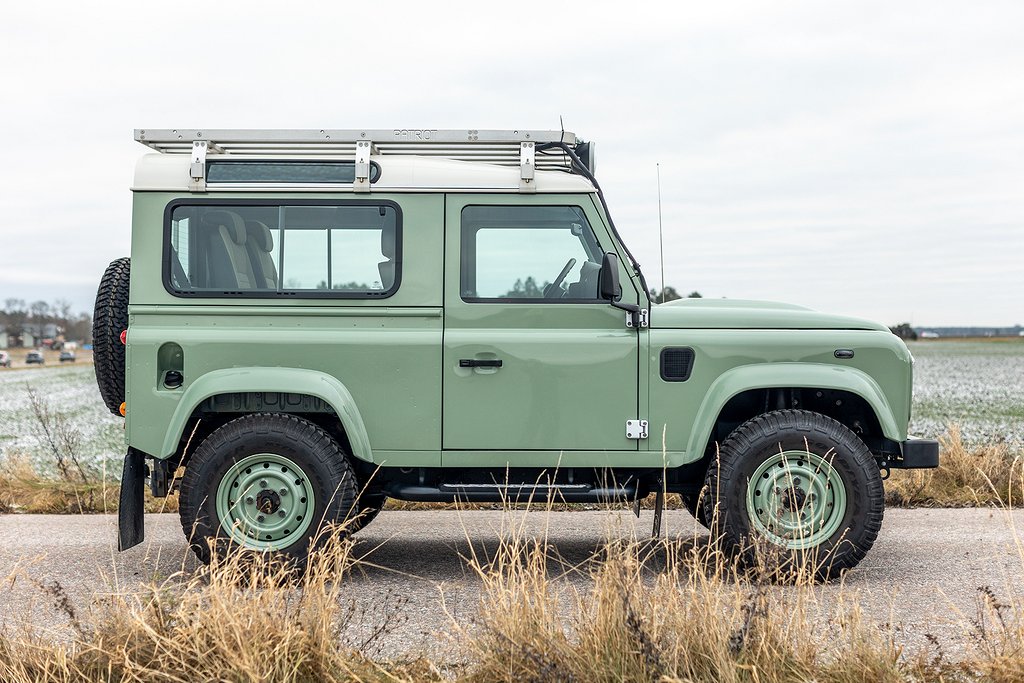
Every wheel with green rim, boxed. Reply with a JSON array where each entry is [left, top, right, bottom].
[[214, 453, 316, 549], [178, 413, 358, 566], [703, 409, 884, 580]]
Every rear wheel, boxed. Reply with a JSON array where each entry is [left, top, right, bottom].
[[178, 413, 358, 566], [703, 409, 883, 580]]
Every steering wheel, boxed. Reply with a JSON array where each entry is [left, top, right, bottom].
[[544, 258, 577, 298]]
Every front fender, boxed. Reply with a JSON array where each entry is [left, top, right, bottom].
[[685, 362, 902, 456], [158, 367, 373, 462]]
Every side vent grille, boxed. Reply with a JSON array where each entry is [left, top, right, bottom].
[[660, 347, 695, 382]]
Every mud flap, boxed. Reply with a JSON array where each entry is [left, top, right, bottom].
[[118, 448, 146, 551]]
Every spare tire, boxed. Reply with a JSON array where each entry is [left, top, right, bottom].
[[93, 257, 130, 415]]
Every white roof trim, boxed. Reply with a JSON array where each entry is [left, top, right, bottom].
[[132, 154, 597, 194]]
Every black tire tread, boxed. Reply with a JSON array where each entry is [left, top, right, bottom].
[[703, 409, 884, 579], [178, 413, 357, 566], [92, 257, 130, 414]]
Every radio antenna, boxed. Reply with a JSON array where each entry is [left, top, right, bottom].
[[657, 163, 665, 303]]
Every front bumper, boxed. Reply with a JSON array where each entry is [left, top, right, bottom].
[[884, 438, 940, 469]]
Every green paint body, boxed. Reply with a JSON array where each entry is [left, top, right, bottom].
[[124, 190, 913, 472]]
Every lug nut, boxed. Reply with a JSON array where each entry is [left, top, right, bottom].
[[259, 480, 267, 488], [278, 510, 286, 517], [279, 489, 287, 496], [245, 497, 254, 504], [257, 515, 265, 522]]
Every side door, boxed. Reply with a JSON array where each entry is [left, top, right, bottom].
[[442, 195, 641, 456]]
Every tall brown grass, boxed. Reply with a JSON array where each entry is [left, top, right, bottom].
[[2, 509, 1023, 682], [887, 426, 1023, 507], [0, 454, 175, 514]]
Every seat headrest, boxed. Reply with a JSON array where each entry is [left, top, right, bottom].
[[245, 220, 274, 252], [380, 228, 396, 260], [203, 210, 247, 244]]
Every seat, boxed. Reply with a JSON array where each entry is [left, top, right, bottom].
[[377, 227, 396, 290], [244, 220, 278, 289], [564, 260, 601, 299], [202, 210, 256, 289]]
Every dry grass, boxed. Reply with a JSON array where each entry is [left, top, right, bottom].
[[0, 532, 434, 682], [0, 455, 176, 514], [887, 426, 1023, 507], [1, 508, 1024, 682]]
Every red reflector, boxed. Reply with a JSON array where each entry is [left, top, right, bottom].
[[119, 330, 127, 345]]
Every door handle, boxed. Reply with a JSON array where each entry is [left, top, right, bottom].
[[459, 359, 503, 368]]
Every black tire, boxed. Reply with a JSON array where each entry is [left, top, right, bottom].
[[703, 409, 884, 580], [178, 413, 358, 567], [93, 257, 130, 414]]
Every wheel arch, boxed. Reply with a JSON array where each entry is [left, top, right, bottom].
[[158, 367, 373, 463], [685, 363, 903, 462]]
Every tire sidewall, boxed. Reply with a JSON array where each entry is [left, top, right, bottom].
[[707, 411, 883, 574], [181, 415, 356, 564]]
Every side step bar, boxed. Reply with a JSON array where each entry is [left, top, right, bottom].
[[385, 481, 641, 504]]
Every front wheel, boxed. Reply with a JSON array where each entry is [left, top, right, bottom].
[[178, 413, 358, 566], [703, 409, 884, 580]]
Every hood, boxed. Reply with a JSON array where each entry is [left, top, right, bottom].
[[650, 298, 889, 331]]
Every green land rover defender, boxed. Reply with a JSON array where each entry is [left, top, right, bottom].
[[94, 128, 938, 577]]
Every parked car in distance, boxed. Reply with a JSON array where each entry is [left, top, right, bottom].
[[59, 351, 76, 363], [25, 350, 45, 365], [0, 351, 11, 368]]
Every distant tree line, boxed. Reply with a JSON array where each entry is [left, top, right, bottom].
[[1, 299, 92, 347], [649, 287, 702, 303], [889, 322, 918, 341]]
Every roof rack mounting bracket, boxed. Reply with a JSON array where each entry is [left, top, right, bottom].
[[354, 140, 377, 193], [189, 141, 208, 192], [519, 141, 536, 193]]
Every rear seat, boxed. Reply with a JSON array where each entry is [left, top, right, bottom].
[[245, 220, 278, 289], [202, 210, 257, 289]]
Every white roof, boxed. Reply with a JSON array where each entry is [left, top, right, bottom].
[[132, 154, 597, 194]]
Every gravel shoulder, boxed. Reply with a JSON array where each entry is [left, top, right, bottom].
[[1, 508, 1022, 661]]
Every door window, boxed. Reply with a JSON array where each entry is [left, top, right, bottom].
[[461, 205, 603, 302]]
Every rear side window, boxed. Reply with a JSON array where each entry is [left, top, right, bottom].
[[165, 201, 400, 298]]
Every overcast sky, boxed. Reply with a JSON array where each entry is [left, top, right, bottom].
[[1, 1, 1021, 326]]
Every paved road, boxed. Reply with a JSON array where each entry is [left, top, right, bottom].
[[1, 508, 1022, 660]]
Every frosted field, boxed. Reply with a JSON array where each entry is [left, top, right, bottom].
[[908, 339, 1024, 448], [0, 364, 124, 476], [0, 339, 1021, 476]]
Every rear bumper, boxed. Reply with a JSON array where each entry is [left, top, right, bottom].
[[886, 438, 940, 469]]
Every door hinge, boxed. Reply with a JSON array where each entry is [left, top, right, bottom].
[[626, 308, 649, 329], [626, 419, 649, 440]]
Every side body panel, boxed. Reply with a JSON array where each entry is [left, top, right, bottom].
[[126, 192, 444, 466], [647, 327, 913, 465]]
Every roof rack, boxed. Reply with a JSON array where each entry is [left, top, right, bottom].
[[134, 129, 592, 193]]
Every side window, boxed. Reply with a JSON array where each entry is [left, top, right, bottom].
[[166, 202, 400, 297], [461, 206, 603, 301]]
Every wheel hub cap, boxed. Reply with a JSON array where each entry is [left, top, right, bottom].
[[746, 450, 848, 550], [215, 453, 315, 550]]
